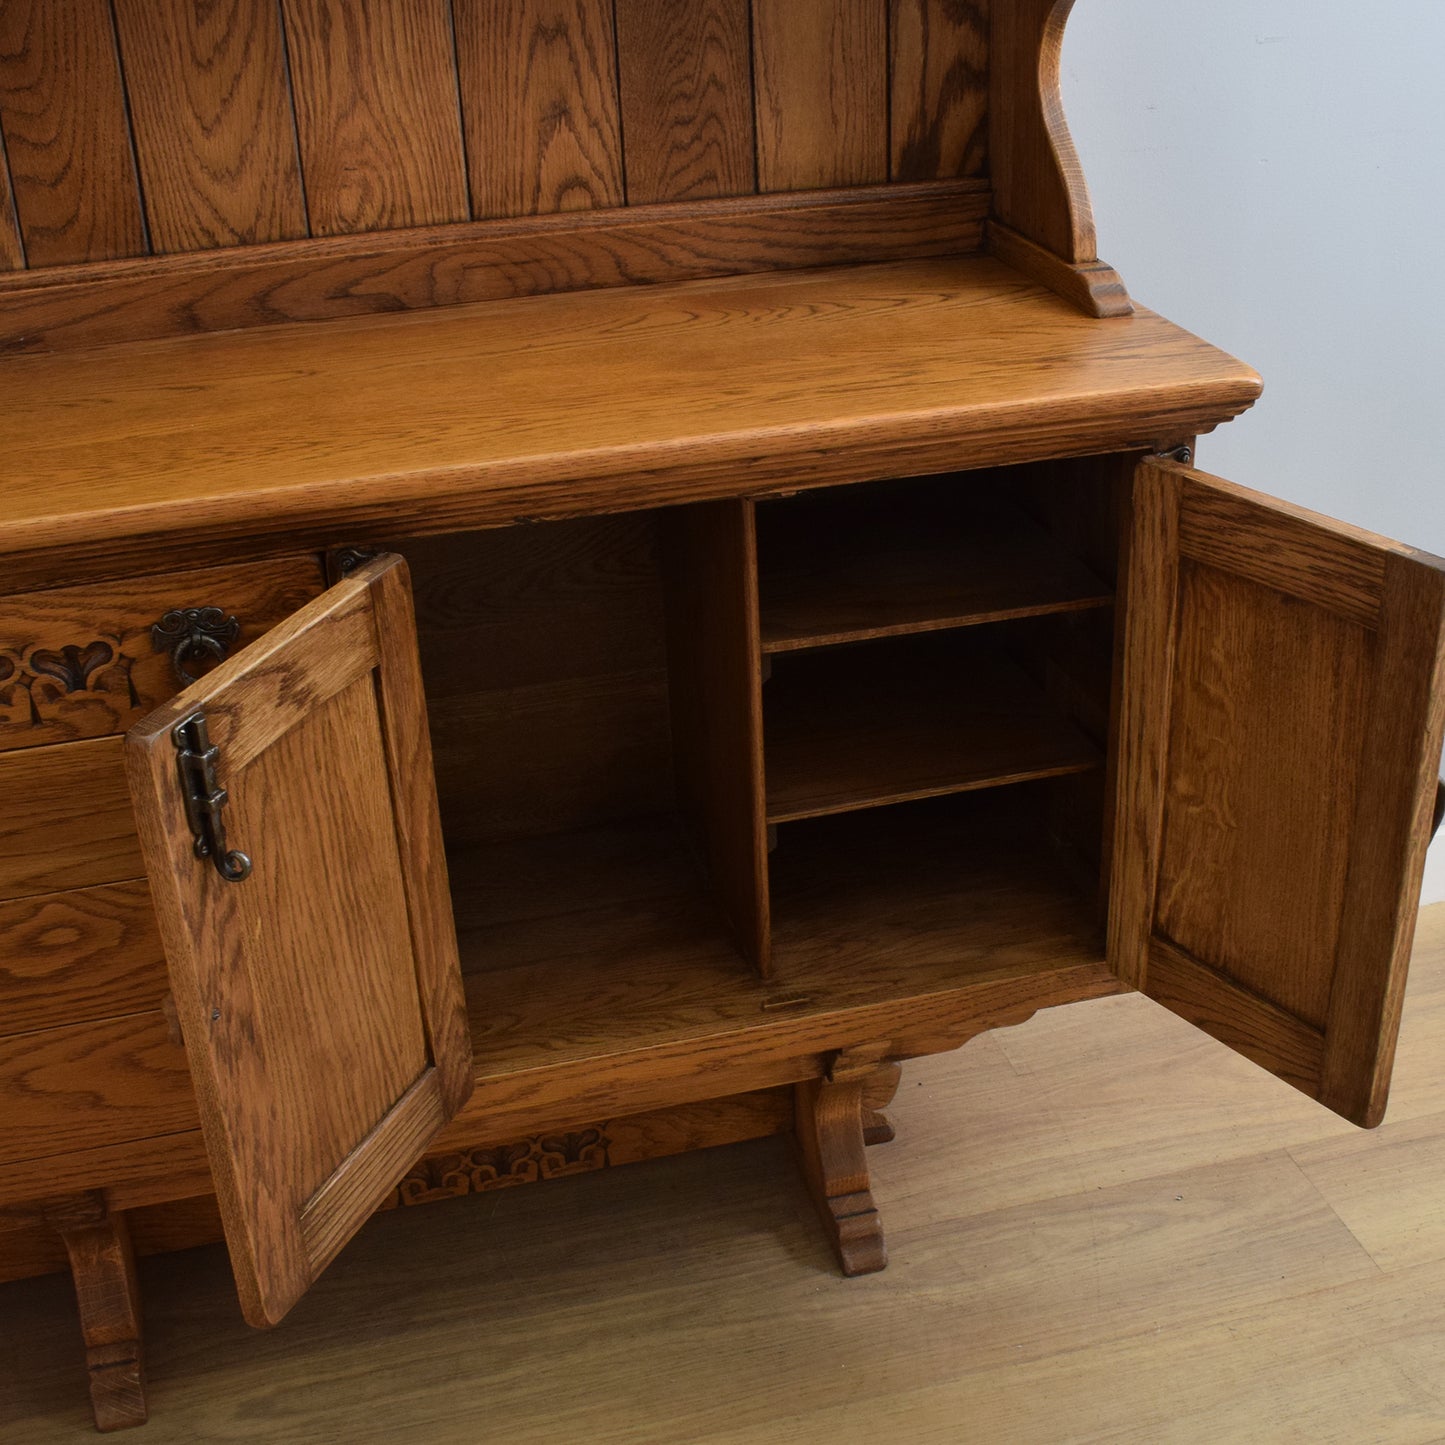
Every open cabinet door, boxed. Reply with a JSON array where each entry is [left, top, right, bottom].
[[125, 554, 472, 1326], [1110, 458, 1445, 1127]]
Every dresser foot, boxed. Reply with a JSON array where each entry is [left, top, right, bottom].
[[794, 1046, 897, 1277], [44, 1192, 147, 1432]]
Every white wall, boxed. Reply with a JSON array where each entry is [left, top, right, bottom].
[[1062, 0, 1445, 901]]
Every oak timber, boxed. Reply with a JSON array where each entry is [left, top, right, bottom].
[[14, 908, 1445, 1442], [757, 485, 1113, 654], [0, 181, 991, 355], [125, 557, 473, 1327], [1109, 461, 1445, 1127], [0, 256, 1260, 590]]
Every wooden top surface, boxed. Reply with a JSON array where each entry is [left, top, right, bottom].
[[0, 256, 1262, 583]]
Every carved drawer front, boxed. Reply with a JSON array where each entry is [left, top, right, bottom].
[[0, 881, 166, 1038], [0, 738, 143, 901], [0, 555, 326, 752], [0, 1010, 196, 1167]]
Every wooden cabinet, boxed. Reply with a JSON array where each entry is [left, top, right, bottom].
[[0, 1, 1440, 1433]]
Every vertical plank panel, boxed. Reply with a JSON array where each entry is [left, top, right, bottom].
[[0, 0, 147, 266], [752, 0, 887, 193], [614, 0, 755, 205], [0, 132, 22, 268], [280, 0, 470, 235], [890, 0, 989, 181], [111, 0, 308, 253], [453, 0, 623, 220]]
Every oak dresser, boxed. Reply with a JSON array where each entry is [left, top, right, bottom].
[[0, 1, 1440, 1431]]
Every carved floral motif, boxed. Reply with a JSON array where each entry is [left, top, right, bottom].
[[388, 1128, 615, 1208], [0, 637, 139, 730]]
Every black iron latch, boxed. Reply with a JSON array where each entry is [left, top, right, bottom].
[[172, 710, 252, 882]]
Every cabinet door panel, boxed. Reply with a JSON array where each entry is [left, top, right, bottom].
[[1110, 459, 1445, 1126], [125, 555, 471, 1326]]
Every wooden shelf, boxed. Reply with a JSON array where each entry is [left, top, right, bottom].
[[0, 255, 1260, 588], [758, 488, 1113, 654], [447, 809, 1115, 1132], [763, 638, 1101, 825]]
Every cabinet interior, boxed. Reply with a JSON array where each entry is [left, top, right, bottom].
[[393, 457, 1129, 1079]]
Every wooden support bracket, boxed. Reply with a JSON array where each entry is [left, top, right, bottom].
[[793, 1044, 899, 1278], [43, 1191, 147, 1432]]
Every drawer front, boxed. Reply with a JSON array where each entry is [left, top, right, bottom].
[[0, 737, 141, 899], [0, 881, 166, 1037], [0, 1012, 196, 1166], [0, 555, 326, 752]]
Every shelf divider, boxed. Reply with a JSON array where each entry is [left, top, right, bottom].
[[662, 499, 773, 975]]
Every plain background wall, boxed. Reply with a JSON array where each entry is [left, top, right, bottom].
[[1062, 0, 1445, 901]]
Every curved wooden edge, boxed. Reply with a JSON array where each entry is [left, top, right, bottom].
[[991, 0, 1110, 275], [1037, 0, 1098, 262], [989, 221, 1133, 318]]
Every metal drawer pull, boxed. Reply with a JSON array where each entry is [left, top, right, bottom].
[[172, 710, 252, 882], [152, 607, 241, 685]]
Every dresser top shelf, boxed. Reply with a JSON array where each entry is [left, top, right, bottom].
[[0, 255, 1261, 584]]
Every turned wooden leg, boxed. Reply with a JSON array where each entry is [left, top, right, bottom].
[[44, 1192, 147, 1432], [794, 1044, 896, 1278]]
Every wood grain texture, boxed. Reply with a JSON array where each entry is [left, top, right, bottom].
[[0, 881, 164, 1037], [0, 1011, 193, 1167], [0, 737, 139, 899], [0, 257, 1263, 590], [0, 1089, 794, 1287], [0, 133, 21, 268], [0, 1129, 211, 1212], [454, 0, 623, 219], [0, 178, 988, 358], [0, 554, 325, 752], [110, 0, 307, 253], [42, 1192, 146, 1431], [428, 672, 673, 846], [662, 500, 771, 974], [279, 0, 469, 235], [404, 517, 667, 698], [988, 219, 1131, 318], [793, 1042, 892, 1276], [447, 799, 1122, 1137], [751, 0, 886, 193], [125, 556, 470, 1327], [1157, 562, 1369, 1028], [400, 516, 673, 849], [1145, 936, 1325, 1096], [890, 0, 989, 181], [763, 639, 1100, 824], [0, 0, 146, 266], [367, 559, 472, 1117], [15, 916, 1445, 1442], [1322, 554, 1445, 1125], [990, 0, 1095, 262], [1110, 459, 1445, 1127], [757, 482, 1113, 653], [1178, 469, 1388, 630], [614, 0, 755, 204], [0, 178, 990, 356]]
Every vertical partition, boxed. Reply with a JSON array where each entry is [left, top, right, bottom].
[[662, 500, 773, 975]]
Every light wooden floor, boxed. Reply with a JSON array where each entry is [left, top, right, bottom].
[[7, 910, 1445, 1444]]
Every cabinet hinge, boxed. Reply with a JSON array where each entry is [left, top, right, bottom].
[[172, 710, 252, 883], [1152, 444, 1194, 466]]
